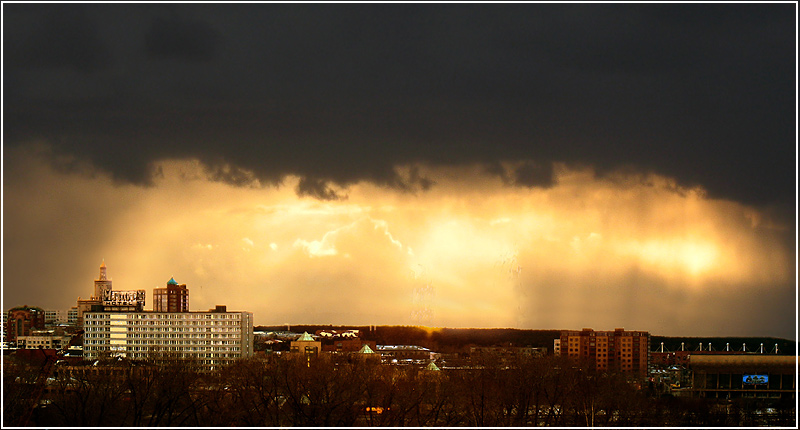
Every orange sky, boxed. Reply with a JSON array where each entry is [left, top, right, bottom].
[[3, 146, 795, 338]]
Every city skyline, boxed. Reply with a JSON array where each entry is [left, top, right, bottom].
[[3, 3, 796, 339]]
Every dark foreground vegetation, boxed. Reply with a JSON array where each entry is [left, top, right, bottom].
[[5, 352, 794, 427]]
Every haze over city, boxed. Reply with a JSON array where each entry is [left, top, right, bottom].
[[3, 3, 796, 340]]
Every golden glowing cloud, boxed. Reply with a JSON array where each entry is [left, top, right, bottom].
[[3, 151, 794, 337]]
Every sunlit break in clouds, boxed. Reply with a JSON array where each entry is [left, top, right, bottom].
[[4, 151, 794, 338], [2, 3, 796, 340]]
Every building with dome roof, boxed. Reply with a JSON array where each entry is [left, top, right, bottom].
[[79, 265, 253, 371], [153, 277, 188, 312]]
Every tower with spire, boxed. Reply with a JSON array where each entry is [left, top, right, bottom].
[[77, 260, 113, 327], [93, 260, 113, 300]]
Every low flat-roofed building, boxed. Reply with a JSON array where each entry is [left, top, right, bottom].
[[651, 350, 692, 368], [16, 334, 72, 349], [377, 345, 434, 364], [470, 345, 546, 360], [689, 354, 796, 402], [322, 337, 377, 354]]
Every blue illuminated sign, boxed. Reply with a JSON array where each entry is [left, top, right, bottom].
[[743, 375, 768, 384]]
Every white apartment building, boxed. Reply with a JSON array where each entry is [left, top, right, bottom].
[[83, 308, 254, 370]]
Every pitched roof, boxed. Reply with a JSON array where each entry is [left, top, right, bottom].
[[296, 332, 315, 342], [358, 344, 375, 354], [425, 361, 441, 371], [167, 277, 178, 285]]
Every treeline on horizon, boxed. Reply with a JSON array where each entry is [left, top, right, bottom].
[[257, 325, 797, 355]]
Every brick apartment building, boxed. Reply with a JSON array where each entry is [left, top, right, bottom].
[[558, 328, 650, 376]]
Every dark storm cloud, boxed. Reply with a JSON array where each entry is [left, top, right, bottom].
[[4, 5, 111, 71], [296, 176, 346, 201], [3, 3, 795, 208], [145, 12, 220, 61], [487, 161, 557, 189]]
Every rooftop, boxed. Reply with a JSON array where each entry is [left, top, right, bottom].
[[377, 345, 430, 352], [296, 332, 316, 342], [689, 354, 796, 368]]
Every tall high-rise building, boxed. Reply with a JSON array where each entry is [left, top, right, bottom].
[[559, 328, 650, 376], [153, 277, 189, 312]]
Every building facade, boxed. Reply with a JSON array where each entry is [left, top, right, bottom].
[[82, 306, 254, 370], [689, 354, 796, 402], [44, 309, 67, 326], [67, 307, 78, 326], [321, 337, 378, 354], [153, 277, 189, 312], [290, 332, 322, 355], [377, 345, 434, 363], [470, 345, 546, 361], [6, 306, 46, 343], [559, 328, 650, 376], [16, 334, 73, 349]]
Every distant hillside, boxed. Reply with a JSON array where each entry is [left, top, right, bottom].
[[370, 327, 562, 354], [256, 325, 797, 355], [257, 325, 559, 353]]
